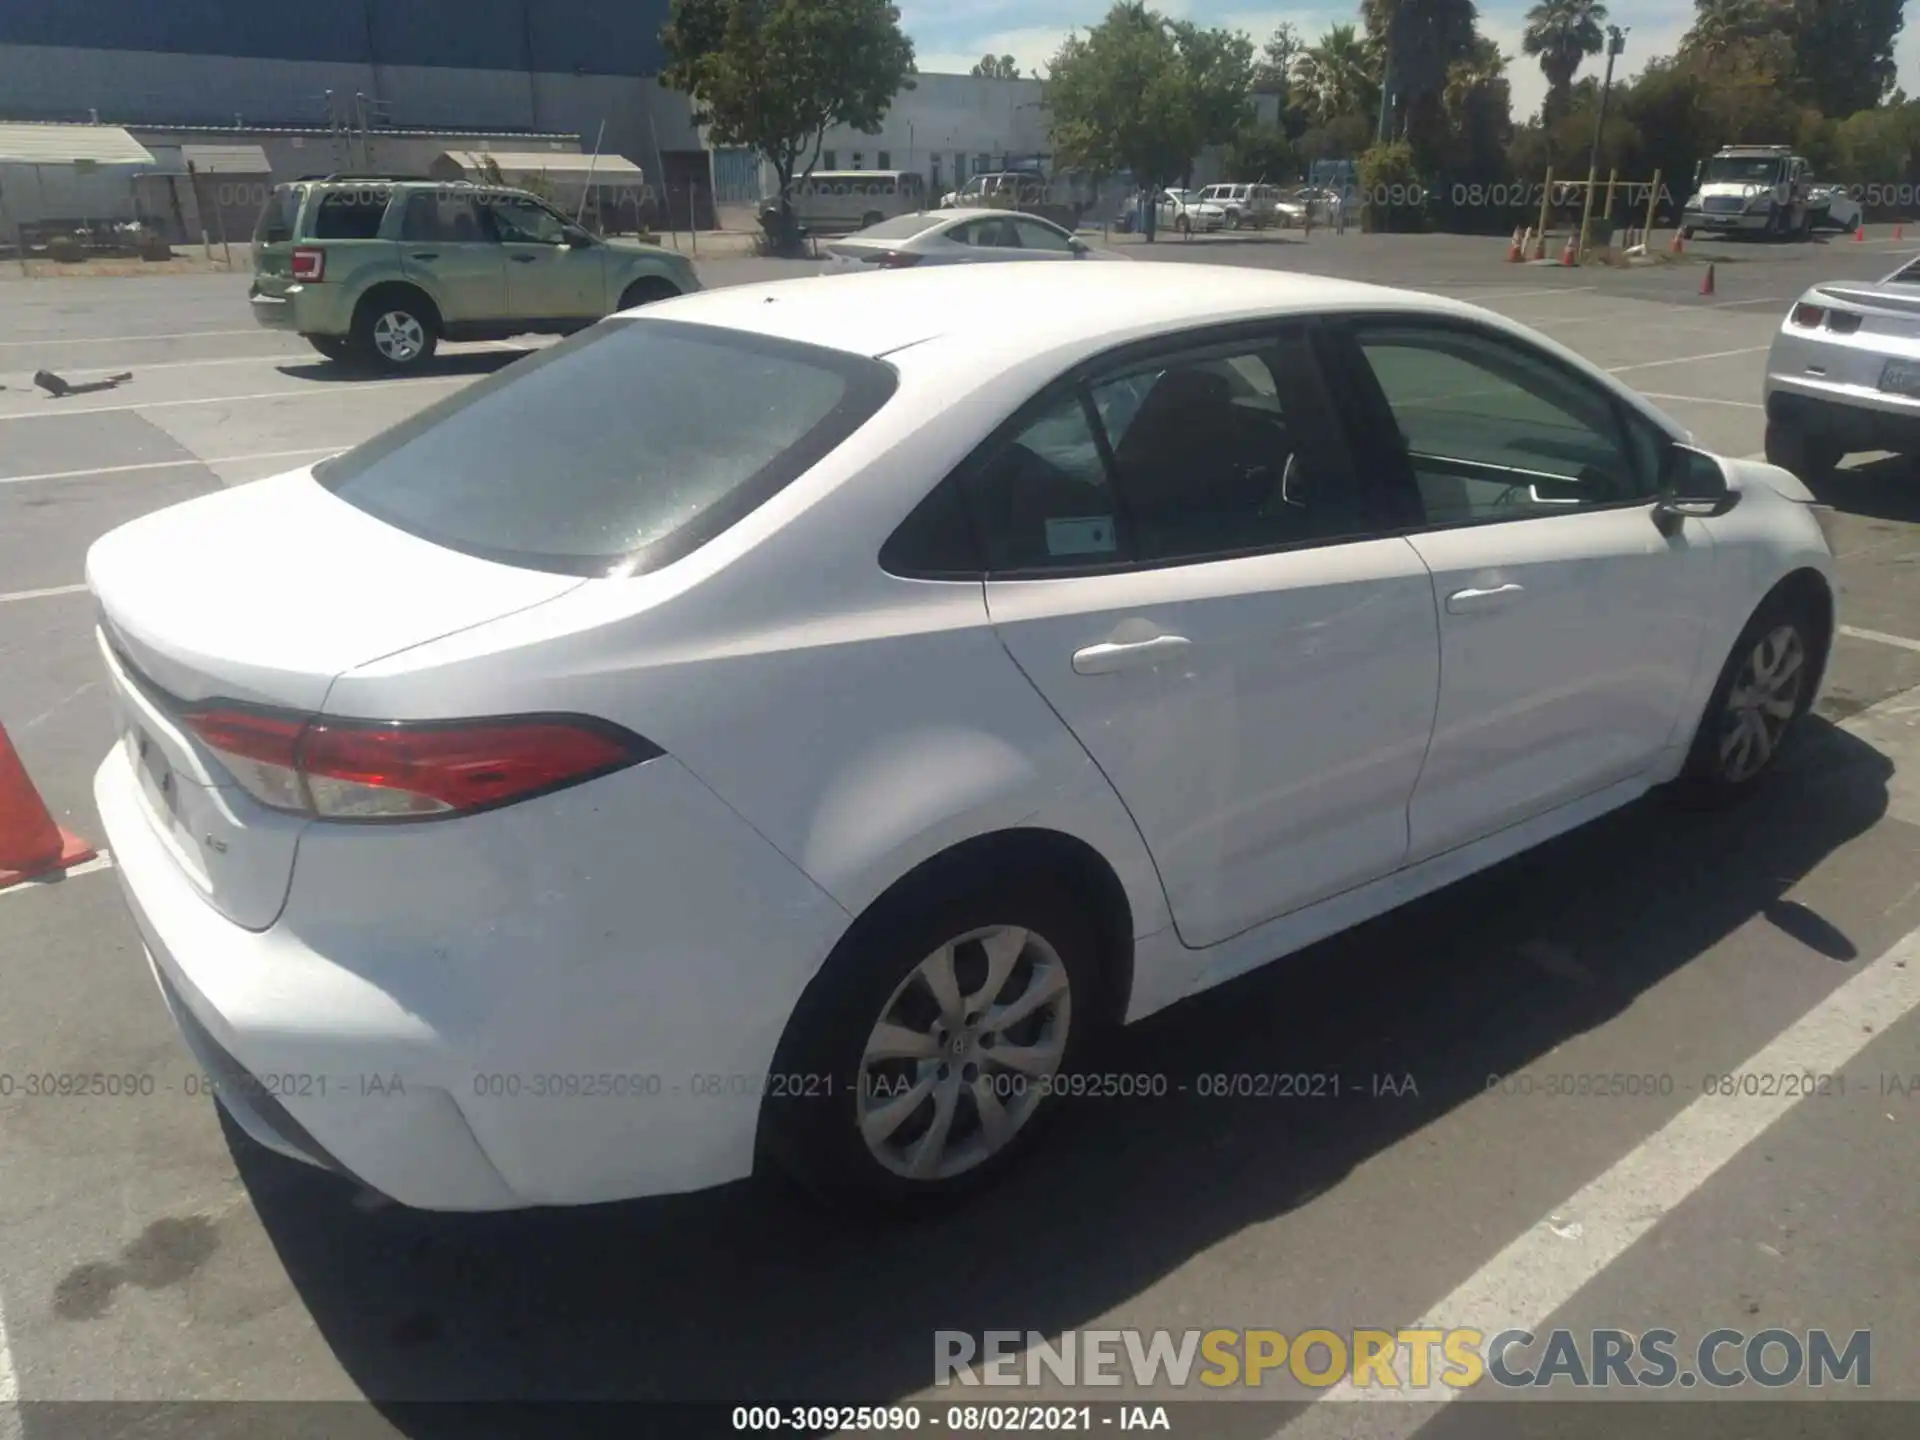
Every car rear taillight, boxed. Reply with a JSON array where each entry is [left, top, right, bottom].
[[180, 709, 658, 822], [862, 250, 922, 268], [1791, 302, 1825, 327], [1826, 311, 1862, 335], [290, 247, 326, 281]]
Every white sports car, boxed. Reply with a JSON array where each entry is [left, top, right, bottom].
[[90, 263, 1838, 1215]]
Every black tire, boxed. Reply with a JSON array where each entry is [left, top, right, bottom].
[[861, 211, 885, 229], [1227, 210, 1242, 231], [1763, 419, 1843, 481], [305, 335, 352, 363], [758, 869, 1112, 1215], [1176, 214, 1191, 235], [349, 291, 439, 373], [1671, 592, 1822, 808], [617, 276, 681, 311]]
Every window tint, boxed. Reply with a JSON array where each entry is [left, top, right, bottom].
[[1012, 218, 1073, 252], [308, 188, 391, 240], [1355, 326, 1649, 525], [402, 191, 491, 244], [315, 319, 896, 577], [487, 195, 569, 244], [1095, 334, 1370, 562], [254, 185, 301, 244], [961, 217, 1022, 248], [968, 392, 1126, 572]]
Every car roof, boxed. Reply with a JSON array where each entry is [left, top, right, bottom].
[[646, 262, 1483, 362]]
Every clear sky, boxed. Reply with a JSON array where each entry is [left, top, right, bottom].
[[901, 0, 1918, 127]]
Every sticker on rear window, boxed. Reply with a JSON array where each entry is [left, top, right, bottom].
[[1046, 516, 1118, 556]]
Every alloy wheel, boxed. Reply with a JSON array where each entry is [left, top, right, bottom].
[[373, 311, 426, 364], [1718, 623, 1805, 783], [855, 925, 1072, 1181]]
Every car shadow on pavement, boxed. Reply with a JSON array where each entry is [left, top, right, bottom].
[[1810, 455, 1920, 526], [274, 351, 532, 384], [228, 720, 1895, 1433]]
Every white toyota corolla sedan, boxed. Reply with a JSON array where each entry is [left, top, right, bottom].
[[89, 263, 1839, 1215]]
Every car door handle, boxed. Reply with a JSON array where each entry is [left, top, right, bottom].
[[410, 252, 439, 261], [1071, 635, 1191, 675], [510, 253, 539, 264], [1446, 583, 1525, 615]]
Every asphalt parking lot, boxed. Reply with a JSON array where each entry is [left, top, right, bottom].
[[2, 231, 1918, 1439]]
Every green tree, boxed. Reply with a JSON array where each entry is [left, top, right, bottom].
[[1521, 0, 1607, 123], [1781, 0, 1903, 117], [1254, 22, 1302, 93], [1365, 0, 1481, 137], [1681, 0, 1789, 60], [1295, 24, 1381, 123], [662, 0, 915, 252], [1045, 3, 1256, 239], [971, 54, 1022, 79]]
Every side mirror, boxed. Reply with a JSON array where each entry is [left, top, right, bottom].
[[1656, 444, 1741, 522], [1068, 237, 1090, 255]]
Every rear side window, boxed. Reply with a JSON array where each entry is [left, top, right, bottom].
[[307, 188, 393, 240], [314, 319, 897, 577], [254, 186, 301, 244], [857, 213, 946, 241]]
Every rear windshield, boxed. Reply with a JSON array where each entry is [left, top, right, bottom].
[[314, 319, 898, 577], [856, 213, 946, 240], [308, 188, 393, 240], [254, 186, 301, 244]]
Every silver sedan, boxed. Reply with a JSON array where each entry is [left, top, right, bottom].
[[1764, 256, 1920, 477], [823, 209, 1115, 271]]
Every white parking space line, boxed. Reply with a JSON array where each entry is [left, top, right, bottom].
[[1273, 917, 1920, 1437], [0, 853, 115, 902], [0, 584, 89, 605], [1607, 346, 1770, 374], [0, 328, 261, 348], [0, 374, 467, 422], [1433, 286, 1599, 302], [2, 446, 343, 488], [1639, 392, 1765, 410], [0, 1284, 18, 1440], [1840, 625, 1920, 655]]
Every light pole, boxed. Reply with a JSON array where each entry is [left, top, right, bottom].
[[1576, 24, 1627, 257]]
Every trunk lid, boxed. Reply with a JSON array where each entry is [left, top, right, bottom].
[[249, 183, 305, 296], [88, 470, 584, 928]]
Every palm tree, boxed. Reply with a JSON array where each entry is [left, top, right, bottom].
[[1681, 0, 1789, 60], [1521, 0, 1607, 123], [1294, 24, 1380, 122]]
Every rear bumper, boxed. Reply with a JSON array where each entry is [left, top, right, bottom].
[[1767, 380, 1920, 454], [95, 744, 853, 1211], [249, 283, 349, 337]]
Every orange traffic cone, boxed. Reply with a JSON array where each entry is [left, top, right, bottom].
[[1854, 224, 1866, 242], [1506, 226, 1523, 263], [0, 723, 96, 890], [1530, 229, 1547, 261], [1670, 229, 1685, 255], [1700, 263, 1716, 297], [1896, 222, 1905, 241], [1560, 232, 1578, 266]]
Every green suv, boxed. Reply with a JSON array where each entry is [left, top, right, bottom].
[[249, 176, 702, 370]]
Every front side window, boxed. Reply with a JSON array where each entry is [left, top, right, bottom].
[[315, 319, 897, 577], [1353, 324, 1650, 525], [962, 331, 1370, 573], [487, 195, 569, 244], [1094, 335, 1368, 563]]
